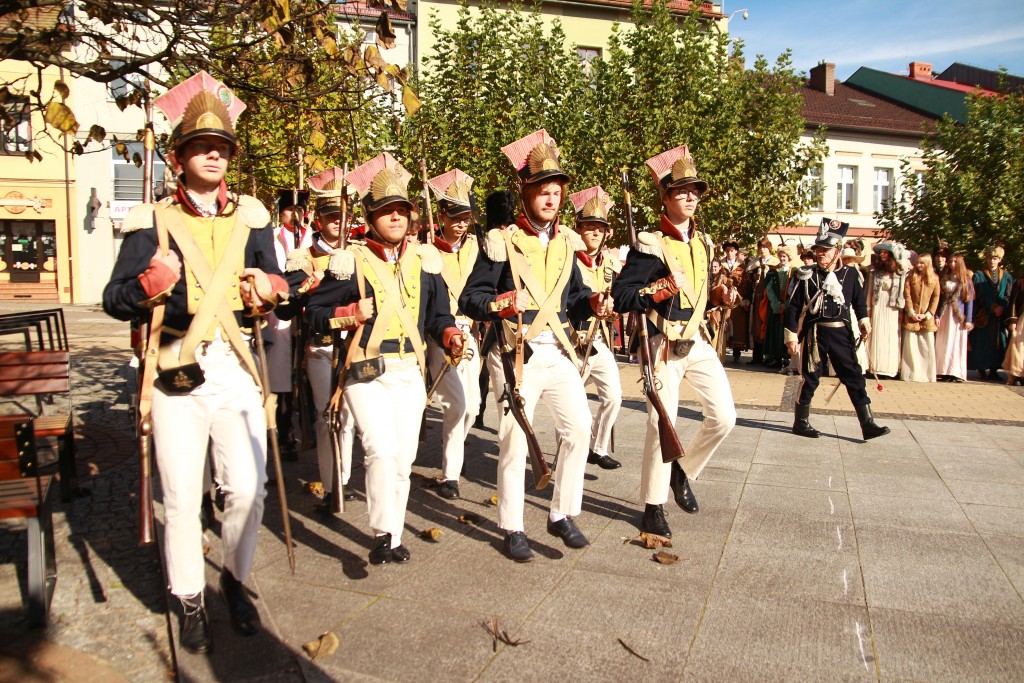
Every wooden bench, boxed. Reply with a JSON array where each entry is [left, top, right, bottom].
[[0, 309, 68, 352], [0, 415, 57, 627], [0, 351, 77, 501]]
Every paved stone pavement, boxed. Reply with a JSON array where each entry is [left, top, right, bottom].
[[1, 303, 1023, 682]]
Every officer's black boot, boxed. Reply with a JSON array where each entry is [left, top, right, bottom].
[[792, 403, 820, 438], [855, 403, 890, 440], [179, 592, 212, 654]]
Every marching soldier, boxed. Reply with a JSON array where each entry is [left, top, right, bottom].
[[269, 190, 312, 459], [786, 218, 890, 440], [305, 153, 464, 565], [612, 145, 737, 540], [276, 168, 357, 512], [460, 130, 615, 562], [103, 72, 286, 653], [425, 169, 483, 499], [568, 186, 623, 470]]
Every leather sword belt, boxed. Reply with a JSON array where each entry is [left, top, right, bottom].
[[814, 321, 846, 328], [380, 338, 415, 357], [309, 334, 333, 348]]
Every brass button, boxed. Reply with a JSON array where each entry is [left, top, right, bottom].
[[194, 295, 201, 301]]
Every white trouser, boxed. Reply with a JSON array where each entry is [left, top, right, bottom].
[[152, 337, 268, 597], [581, 337, 622, 457], [641, 334, 736, 505], [487, 343, 591, 532], [265, 312, 293, 394], [427, 326, 481, 482], [306, 344, 355, 492], [344, 356, 425, 548]]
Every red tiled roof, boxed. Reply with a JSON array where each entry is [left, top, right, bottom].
[[903, 75, 999, 97], [331, 0, 720, 23], [802, 82, 935, 136]]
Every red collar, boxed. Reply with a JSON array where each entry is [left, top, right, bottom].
[[576, 250, 602, 269], [434, 235, 466, 253], [516, 214, 560, 238], [363, 236, 406, 262], [175, 181, 230, 216], [659, 214, 693, 242]]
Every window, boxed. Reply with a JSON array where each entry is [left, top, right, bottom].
[[804, 165, 823, 211], [1, 100, 31, 155], [112, 143, 166, 202], [873, 167, 893, 212], [577, 47, 601, 75], [836, 165, 856, 212]]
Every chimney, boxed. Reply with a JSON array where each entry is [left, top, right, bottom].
[[909, 61, 932, 80], [809, 62, 835, 96]]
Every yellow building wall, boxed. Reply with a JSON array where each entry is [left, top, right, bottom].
[[0, 60, 79, 303]]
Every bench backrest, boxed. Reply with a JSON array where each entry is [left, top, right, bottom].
[[0, 415, 36, 481], [0, 309, 67, 351], [0, 351, 71, 397]]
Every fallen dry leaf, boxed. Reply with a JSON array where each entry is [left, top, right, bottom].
[[305, 481, 325, 497], [420, 528, 443, 542], [86, 462, 100, 476], [481, 617, 530, 652], [303, 631, 339, 660], [652, 551, 680, 565], [617, 637, 650, 662], [458, 513, 484, 526], [640, 532, 673, 549], [488, 495, 498, 506]]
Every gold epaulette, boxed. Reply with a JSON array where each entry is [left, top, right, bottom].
[[417, 243, 443, 274], [285, 248, 312, 274], [563, 229, 585, 252], [121, 197, 174, 234], [328, 249, 356, 280], [235, 194, 271, 229], [482, 228, 508, 262], [635, 231, 664, 258]]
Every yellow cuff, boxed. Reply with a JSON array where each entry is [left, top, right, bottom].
[[487, 297, 515, 314], [136, 284, 174, 309], [329, 316, 358, 330]]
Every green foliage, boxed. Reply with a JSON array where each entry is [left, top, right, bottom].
[[400, 0, 824, 246], [877, 85, 1024, 273]]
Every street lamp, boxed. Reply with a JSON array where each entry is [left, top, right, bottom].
[[729, 9, 749, 21]]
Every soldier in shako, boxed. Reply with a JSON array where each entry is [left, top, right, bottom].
[[275, 168, 357, 513], [269, 188, 312, 460], [305, 153, 464, 565], [568, 186, 623, 470], [425, 169, 483, 499], [612, 145, 737, 540], [786, 218, 890, 440], [103, 72, 287, 653], [459, 130, 616, 562]]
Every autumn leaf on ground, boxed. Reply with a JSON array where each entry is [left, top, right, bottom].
[[305, 481, 325, 497], [420, 528, 443, 542], [640, 532, 672, 549], [458, 512, 483, 526], [481, 617, 529, 652], [617, 638, 650, 662], [302, 631, 339, 660], [486, 495, 498, 506], [652, 551, 680, 565]]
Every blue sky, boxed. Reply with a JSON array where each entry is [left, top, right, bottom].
[[726, 0, 1024, 81]]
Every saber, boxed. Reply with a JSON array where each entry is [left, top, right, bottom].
[[426, 346, 475, 405], [247, 277, 296, 574]]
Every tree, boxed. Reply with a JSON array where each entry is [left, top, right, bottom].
[[877, 86, 1024, 273], [401, 0, 825, 246]]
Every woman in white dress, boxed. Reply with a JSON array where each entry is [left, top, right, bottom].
[[867, 243, 906, 378], [935, 253, 974, 382], [901, 253, 940, 382]]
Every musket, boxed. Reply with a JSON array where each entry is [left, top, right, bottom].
[[621, 168, 685, 464], [137, 92, 158, 546], [324, 163, 350, 515], [247, 277, 297, 574], [420, 159, 435, 245], [499, 322, 552, 490]]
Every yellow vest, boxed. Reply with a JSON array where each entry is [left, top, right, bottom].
[[438, 236, 479, 316]]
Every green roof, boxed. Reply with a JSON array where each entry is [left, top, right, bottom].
[[846, 67, 968, 123]]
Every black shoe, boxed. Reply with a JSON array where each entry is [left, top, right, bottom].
[[200, 495, 215, 532], [473, 415, 485, 429], [219, 570, 261, 637], [669, 461, 699, 514], [855, 404, 890, 440], [179, 594, 212, 655], [369, 534, 392, 565], [504, 531, 534, 562], [344, 491, 359, 501], [437, 480, 460, 499], [546, 517, 589, 548], [391, 544, 410, 563], [279, 440, 298, 462], [313, 490, 338, 515], [588, 451, 622, 470], [640, 504, 672, 538], [792, 402, 820, 438]]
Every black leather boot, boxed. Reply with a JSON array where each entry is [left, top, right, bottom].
[[855, 403, 890, 440], [369, 533, 392, 565], [641, 504, 672, 538], [669, 461, 699, 514], [179, 592, 212, 654], [792, 403, 820, 438], [220, 570, 261, 636]]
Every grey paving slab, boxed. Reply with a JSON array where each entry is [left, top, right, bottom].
[[962, 503, 1024, 536], [683, 647, 878, 683], [871, 608, 1024, 683], [848, 493, 975, 533], [846, 471, 956, 501], [944, 479, 1024, 507], [689, 592, 875, 676], [905, 421, 999, 448], [982, 534, 1024, 595], [746, 462, 847, 492]]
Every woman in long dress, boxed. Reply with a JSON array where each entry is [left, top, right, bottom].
[[901, 253, 940, 382], [867, 243, 906, 378], [935, 253, 974, 382], [1002, 275, 1024, 385]]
